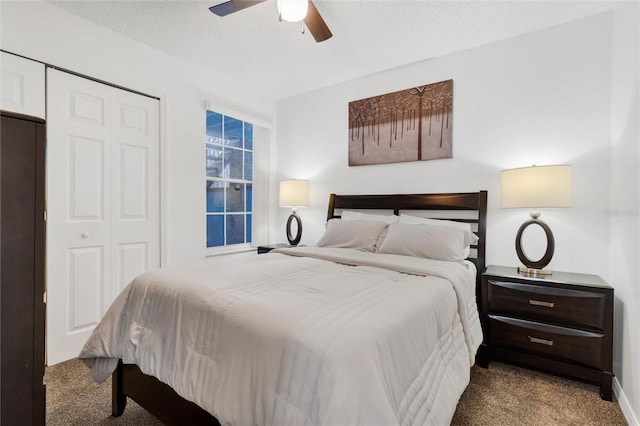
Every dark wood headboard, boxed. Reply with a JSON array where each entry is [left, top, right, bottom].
[[326, 191, 488, 295]]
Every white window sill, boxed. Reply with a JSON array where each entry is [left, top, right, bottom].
[[206, 244, 255, 257]]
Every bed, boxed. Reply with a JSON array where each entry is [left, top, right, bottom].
[[80, 191, 487, 425]]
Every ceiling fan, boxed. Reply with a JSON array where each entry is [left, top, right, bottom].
[[209, 0, 333, 43]]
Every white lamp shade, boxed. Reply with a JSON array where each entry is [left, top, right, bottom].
[[279, 179, 310, 207], [501, 165, 572, 209], [277, 0, 308, 22]]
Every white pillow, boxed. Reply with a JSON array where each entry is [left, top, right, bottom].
[[317, 219, 389, 252], [377, 222, 479, 261], [399, 214, 473, 258], [341, 210, 398, 224]]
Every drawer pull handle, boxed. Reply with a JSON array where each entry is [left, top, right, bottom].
[[529, 299, 554, 308], [528, 336, 554, 346]]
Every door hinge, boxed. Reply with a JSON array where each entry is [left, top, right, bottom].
[[44, 210, 47, 222], [43, 291, 47, 304]]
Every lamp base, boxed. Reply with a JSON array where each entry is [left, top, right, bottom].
[[286, 212, 302, 246], [518, 266, 553, 277], [515, 218, 555, 271]]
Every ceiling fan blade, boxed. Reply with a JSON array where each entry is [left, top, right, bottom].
[[209, 0, 266, 17], [304, 0, 332, 42]]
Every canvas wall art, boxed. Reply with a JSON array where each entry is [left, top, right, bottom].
[[348, 79, 453, 166]]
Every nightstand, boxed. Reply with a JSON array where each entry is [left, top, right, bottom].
[[257, 244, 290, 254], [479, 265, 614, 401]]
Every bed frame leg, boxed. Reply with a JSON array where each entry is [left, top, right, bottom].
[[477, 344, 489, 368], [112, 360, 127, 417]]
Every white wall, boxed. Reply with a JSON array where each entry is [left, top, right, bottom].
[[277, 9, 640, 423], [276, 12, 612, 277], [3, 0, 637, 422], [610, 2, 640, 424], [0, 1, 276, 266]]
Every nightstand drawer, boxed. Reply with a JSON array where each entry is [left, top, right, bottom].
[[489, 315, 604, 369], [487, 280, 606, 330]]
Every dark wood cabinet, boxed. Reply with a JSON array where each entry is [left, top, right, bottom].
[[479, 265, 614, 401], [1, 110, 46, 424]]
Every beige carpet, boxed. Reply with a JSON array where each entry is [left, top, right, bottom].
[[46, 359, 627, 425], [451, 363, 627, 426]]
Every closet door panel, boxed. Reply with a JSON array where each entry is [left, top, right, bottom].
[[112, 89, 160, 303], [0, 52, 45, 118], [68, 135, 106, 220], [67, 246, 104, 331], [117, 242, 148, 293], [47, 70, 113, 365]]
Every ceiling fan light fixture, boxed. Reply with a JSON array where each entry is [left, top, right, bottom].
[[277, 0, 308, 22]]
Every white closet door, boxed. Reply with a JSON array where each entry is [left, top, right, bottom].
[[111, 88, 160, 295], [46, 69, 160, 365]]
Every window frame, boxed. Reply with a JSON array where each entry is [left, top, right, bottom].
[[204, 101, 272, 256]]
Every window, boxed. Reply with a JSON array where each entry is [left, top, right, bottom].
[[206, 110, 253, 248]]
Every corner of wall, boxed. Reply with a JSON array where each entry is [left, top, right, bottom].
[[615, 377, 640, 426]]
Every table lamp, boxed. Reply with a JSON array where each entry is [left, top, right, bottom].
[[279, 179, 310, 246], [501, 165, 572, 276]]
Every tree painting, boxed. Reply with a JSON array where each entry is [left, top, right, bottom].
[[348, 79, 453, 166]]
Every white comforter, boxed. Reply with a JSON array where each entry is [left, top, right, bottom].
[[79, 247, 482, 426]]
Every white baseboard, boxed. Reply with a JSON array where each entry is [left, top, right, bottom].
[[614, 376, 639, 425]]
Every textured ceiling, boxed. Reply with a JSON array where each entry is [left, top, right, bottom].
[[48, 0, 613, 100]]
